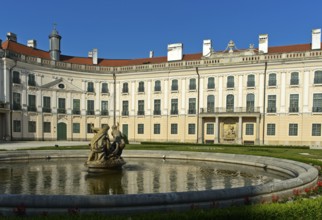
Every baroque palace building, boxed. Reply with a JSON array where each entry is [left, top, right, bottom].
[[0, 28, 322, 146]]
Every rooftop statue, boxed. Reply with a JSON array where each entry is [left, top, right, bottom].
[[85, 123, 126, 171]]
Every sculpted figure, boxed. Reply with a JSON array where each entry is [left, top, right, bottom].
[[109, 123, 126, 158], [87, 125, 110, 163]]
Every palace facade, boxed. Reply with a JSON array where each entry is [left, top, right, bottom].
[[1, 28, 322, 146]]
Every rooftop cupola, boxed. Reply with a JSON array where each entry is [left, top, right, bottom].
[[49, 24, 62, 61]]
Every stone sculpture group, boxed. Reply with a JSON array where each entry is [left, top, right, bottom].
[[85, 123, 126, 170]]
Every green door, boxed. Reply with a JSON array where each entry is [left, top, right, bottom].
[[122, 124, 129, 144], [57, 122, 67, 140]]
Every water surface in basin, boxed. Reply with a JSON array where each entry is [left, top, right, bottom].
[[0, 158, 289, 195]]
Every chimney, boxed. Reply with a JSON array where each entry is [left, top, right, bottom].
[[203, 39, 212, 57], [6, 32, 17, 42], [149, 51, 154, 58], [258, 34, 268, 54], [27, 40, 37, 48], [167, 43, 183, 61], [312, 28, 321, 50], [92, 48, 98, 65]]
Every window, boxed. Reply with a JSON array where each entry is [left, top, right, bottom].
[[13, 93, 21, 110], [73, 99, 80, 114], [207, 95, 215, 112], [313, 93, 322, 112], [138, 100, 144, 115], [122, 82, 129, 93], [28, 95, 36, 112], [226, 94, 234, 112], [207, 77, 215, 89], [122, 101, 129, 116], [246, 94, 255, 112], [189, 78, 196, 90], [312, 124, 321, 136], [87, 100, 94, 115], [58, 98, 66, 114], [28, 74, 36, 86], [171, 79, 178, 91], [138, 81, 144, 93], [268, 73, 277, 86], [267, 124, 276, 136], [13, 120, 21, 132], [154, 124, 161, 134], [245, 124, 254, 135], [289, 94, 299, 113], [154, 99, 161, 115], [28, 121, 36, 133], [43, 122, 51, 133], [188, 98, 196, 114], [101, 124, 108, 129], [154, 80, 161, 92], [102, 83, 108, 93], [171, 124, 178, 134], [73, 123, 80, 133], [314, 71, 322, 84], [138, 124, 144, 134], [101, 101, 108, 115], [247, 75, 255, 87], [87, 123, 94, 133], [267, 95, 276, 113], [13, 71, 20, 84], [289, 124, 298, 136], [43, 96, 51, 113], [290, 72, 299, 85], [188, 123, 196, 134], [87, 82, 94, 92], [206, 124, 214, 135], [171, 99, 178, 115], [227, 76, 234, 88]]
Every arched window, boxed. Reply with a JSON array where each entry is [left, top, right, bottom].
[[246, 94, 255, 112], [189, 78, 196, 90], [290, 72, 299, 85], [227, 76, 234, 88], [268, 73, 276, 86], [154, 80, 161, 92], [87, 82, 94, 92], [226, 94, 234, 112], [247, 75, 255, 87], [207, 77, 215, 89], [122, 82, 128, 93], [171, 79, 178, 91], [314, 71, 322, 84], [101, 83, 108, 93], [207, 95, 215, 112], [138, 81, 144, 93]]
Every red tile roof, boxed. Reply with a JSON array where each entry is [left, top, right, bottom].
[[1, 40, 320, 67]]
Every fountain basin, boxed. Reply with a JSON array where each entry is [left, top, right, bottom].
[[0, 150, 318, 216]]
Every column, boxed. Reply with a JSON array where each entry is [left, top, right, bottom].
[[256, 116, 260, 144], [238, 116, 242, 144]]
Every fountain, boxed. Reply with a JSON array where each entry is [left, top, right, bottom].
[[85, 123, 126, 172]]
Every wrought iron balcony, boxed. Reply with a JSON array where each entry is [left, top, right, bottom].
[[188, 109, 196, 114], [200, 107, 260, 114], [28, 80, 36, 86], [289, 107, 299, 113], [57, 108, 66, 114], [312, 107, 322, 112], [13, 78, 21, 84], [72, 109, 81, 115], [137, 110, 145, 116], [170, 109, 178, 115], [13, 104, 21, 110], [101, 110, 109, 116], [27, 106, 37, 112], [87, 110, 95, 115], [267, 107, 276, 113], [42, 107, 51, 113], [153, 110, 161, 115]]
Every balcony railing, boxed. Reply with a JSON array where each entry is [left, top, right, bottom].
[[137, 110, 145, 116], [13, 104, 21, 110], [87, 110, 95, 115], [122, 111, 129, 116], [101, 110, 109, 116], [200, 107, 260, 114], [312, 107, 322, 112], [28, 81, 36, 86], [188, 109, 196, 114], [13, 78, 21, 84], [27, 106, 37, 112], [101, 89, 109, 94], [267, 107, 277, 113], [170, 109, 178, 115], [289, 107, 299, 113], [153, 110, 161, 115], [72, 109, 81, 115], [57, 108, 66, 114], [42, 107, 51, 113]]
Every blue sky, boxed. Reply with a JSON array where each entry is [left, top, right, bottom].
[[1, 0, 322, 59]]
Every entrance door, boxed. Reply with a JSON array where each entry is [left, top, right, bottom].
[[57, 122, 67, 140], [122, 124, 128, 143]]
